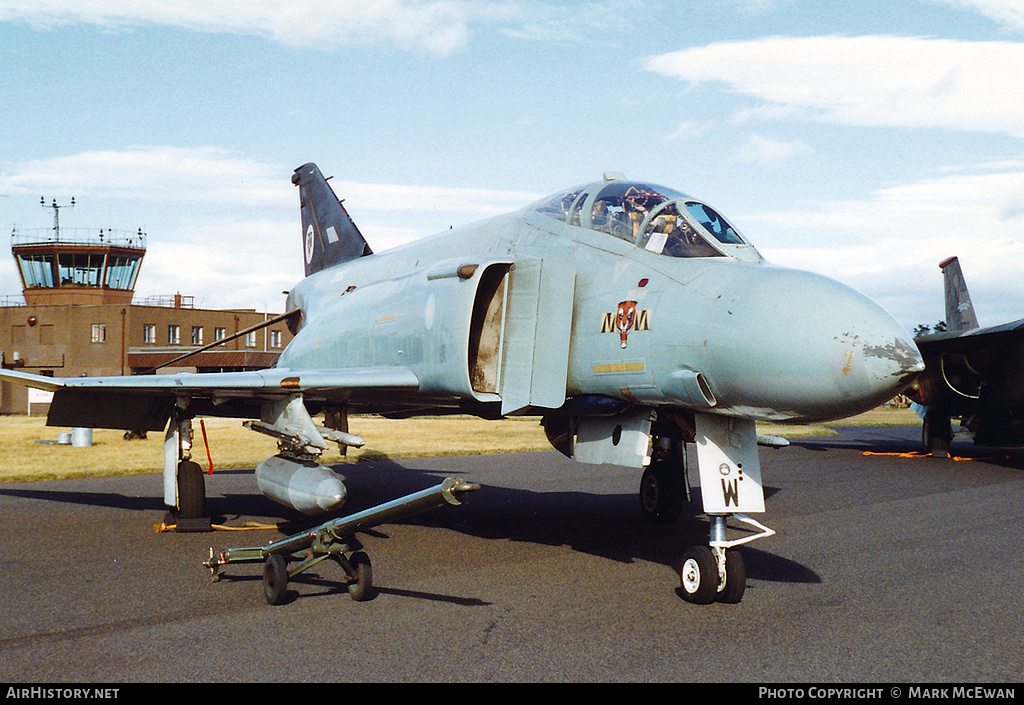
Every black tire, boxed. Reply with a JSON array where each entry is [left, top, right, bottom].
[[263, 554, 289, 605], [177, 460, 205, 519], [347, 551, 373, 602], [679, 545, 718, 604], [716, 549, 746, 604], [923, 410, 952, 457], [639, 461, 685, 524]]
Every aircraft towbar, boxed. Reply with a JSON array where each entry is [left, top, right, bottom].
[[204, 476, 479, 604]]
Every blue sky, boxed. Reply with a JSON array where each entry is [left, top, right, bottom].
[[2, 0, 1023, 332]]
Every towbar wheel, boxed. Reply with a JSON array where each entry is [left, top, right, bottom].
[[263, 554, 289, 605], [345, 551, 373, 602]]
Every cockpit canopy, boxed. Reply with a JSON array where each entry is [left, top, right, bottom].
[[532, 177, 762, 262]]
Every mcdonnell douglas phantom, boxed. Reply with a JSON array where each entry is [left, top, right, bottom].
[[0, 164, 924, 603]]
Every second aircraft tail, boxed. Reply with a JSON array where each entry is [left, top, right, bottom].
[[939, 256, 979, 333], [292, 163, 373, 277]]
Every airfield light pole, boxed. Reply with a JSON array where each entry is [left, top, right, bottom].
[[41, 196, 75, 240]]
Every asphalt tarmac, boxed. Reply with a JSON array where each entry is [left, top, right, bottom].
[[1, 425, 1022, 683]]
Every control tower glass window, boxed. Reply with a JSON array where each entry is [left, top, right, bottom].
[[58, 252, 106, 286], [105, 255, 141, 290], [16, 253, 55, 288]]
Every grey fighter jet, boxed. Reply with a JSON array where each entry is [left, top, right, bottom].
[[0, 164, 924, 603], [910, 256, 1024, 456]]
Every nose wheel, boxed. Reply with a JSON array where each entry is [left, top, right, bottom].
[[679, 545, 746, 604], [679, 514, 773, 605]]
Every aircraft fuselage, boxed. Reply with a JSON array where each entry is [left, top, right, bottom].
[[282, 204, 920, 425]]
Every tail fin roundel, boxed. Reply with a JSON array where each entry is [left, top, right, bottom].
[[292, 163, 373, 276]]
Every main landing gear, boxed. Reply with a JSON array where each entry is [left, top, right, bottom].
[[639, 456, 688, 524], [162, 408, 212, 532], [176, 459, 206, 520], [922, 409, 953, 457]]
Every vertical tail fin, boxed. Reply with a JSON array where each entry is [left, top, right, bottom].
[[939, 256, 979, 332], [292, 163, 372, 277]]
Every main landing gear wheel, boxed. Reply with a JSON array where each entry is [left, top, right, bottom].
[[263, 554, 289, 606], [679, 546, 746, 604], [922, 410, 952, 457], [176, 460, 205, 520], [639, 461, 685, 524]]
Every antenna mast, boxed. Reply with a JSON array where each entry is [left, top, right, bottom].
[[41, 196, 75, 240]]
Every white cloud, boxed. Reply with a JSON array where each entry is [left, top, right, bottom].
[[731, 134, 809, 167], [666, 120, 708, 140], [748, 164, 1024, 329], [0, 0, 638, 55], [927, 0, 1024, 31], [496, 0, 640, 43], [1, 147, 288, 207], [0, 0, 483, 55], [645, 35, 1024, 136], [0, 147, 540, 308]]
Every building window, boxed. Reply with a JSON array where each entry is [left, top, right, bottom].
[[191, 326, 203, 345], [143, 324, 156, 344], [245, 331, 257, 348], [168, 325, 180, 345], [91, 324, 106, 343], [269, 329, 282, 348], [214, 327, 226, 342]]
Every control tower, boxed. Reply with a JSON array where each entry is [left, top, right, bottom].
[[2, 198, 294, 415], [11, 198, 146, 305]]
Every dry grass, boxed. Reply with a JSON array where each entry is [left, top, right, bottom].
[[758, 406, 921, 438], [0, 407, 920, 483], [0, 414, 553, 482]]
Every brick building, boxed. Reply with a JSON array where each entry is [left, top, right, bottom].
[[1, 220, 292, 415]]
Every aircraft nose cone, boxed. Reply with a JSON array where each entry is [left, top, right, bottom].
[[792, 272, 923, 420], [705, 267, 923, 422], [830, 308, 924, 406]]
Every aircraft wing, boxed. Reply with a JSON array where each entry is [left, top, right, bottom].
[[915, 318, 1024, 356], [0, 366, 420, 432], [911, 317, 1024, 420]]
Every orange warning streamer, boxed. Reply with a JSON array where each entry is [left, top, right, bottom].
[[199, 418, 214, 475], [861, 451, 978, 462]]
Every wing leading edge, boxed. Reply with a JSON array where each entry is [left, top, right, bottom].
[[0, 367, 420, 431]]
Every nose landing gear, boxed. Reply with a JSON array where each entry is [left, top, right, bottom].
[[678, 513, 774, 604]]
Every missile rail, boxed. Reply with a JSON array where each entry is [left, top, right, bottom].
[[204, 476, 479, 605]]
